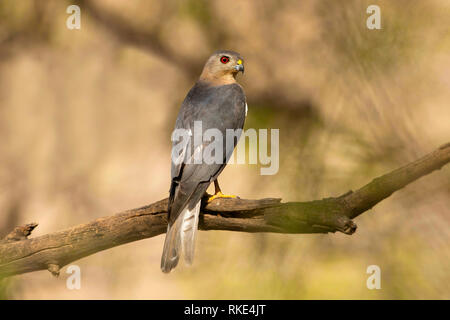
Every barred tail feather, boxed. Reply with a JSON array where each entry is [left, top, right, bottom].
[[181, 200, 201, 265], [160, 215, 183, 273], [160, 200, 201, 272]]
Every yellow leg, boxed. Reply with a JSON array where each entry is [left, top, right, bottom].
[[207, 180, 238, 202]]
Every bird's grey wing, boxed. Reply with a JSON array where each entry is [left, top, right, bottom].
[[168, 83, 246, 222], [162, 83, 246, 272]]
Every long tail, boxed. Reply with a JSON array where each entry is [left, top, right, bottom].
[[160, 200, 201, 273]]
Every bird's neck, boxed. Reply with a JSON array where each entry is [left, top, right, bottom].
[[199, 72, 237, 86]]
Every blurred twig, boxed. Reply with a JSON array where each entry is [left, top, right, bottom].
[[77, 0, 202, 77], [0, 223, 38, 243], [77, 0, 316, 113], [0, 143, 449, 278]]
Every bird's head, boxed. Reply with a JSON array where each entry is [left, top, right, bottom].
[[199, 50, 244, 85]]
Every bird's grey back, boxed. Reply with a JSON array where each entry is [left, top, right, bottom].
[[168, 82, 246, 223], [171, 82, 246, 180]]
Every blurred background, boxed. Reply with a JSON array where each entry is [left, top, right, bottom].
[[0, 0, 449, 299]]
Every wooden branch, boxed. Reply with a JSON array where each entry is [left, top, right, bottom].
[[1, 143, 449, 278]]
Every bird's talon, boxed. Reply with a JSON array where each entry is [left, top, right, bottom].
[[207, 191, 237, 203]]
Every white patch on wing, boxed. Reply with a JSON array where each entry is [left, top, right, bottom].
[[245, 103, 248, 116], [190, 144, 203, 164], [180, 200, 201, 264], [173, 148, 185, 166]]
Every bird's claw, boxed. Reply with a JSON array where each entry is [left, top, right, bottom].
[[207, 191, 238, 203]]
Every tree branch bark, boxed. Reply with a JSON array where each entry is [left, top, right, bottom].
[[1, 143, 449, 278]]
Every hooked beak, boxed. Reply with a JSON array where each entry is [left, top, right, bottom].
[[235, 59, 244, 73]]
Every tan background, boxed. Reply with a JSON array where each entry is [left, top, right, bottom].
[[0, 0, 449, 299]]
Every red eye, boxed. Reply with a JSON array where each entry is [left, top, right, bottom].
[[220, 56, 229, 64]]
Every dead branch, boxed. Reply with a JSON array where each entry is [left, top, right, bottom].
[[0, 143, 449, 278]]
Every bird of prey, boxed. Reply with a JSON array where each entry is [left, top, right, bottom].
[[161, 50, 246, 273]]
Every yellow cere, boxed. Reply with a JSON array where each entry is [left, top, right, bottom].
[[237, 59, 242, 65]]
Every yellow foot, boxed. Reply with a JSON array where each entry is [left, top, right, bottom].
[[207, 191, 237, 203]]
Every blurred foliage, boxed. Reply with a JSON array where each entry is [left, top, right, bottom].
[[0, 0, 449, 299]]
